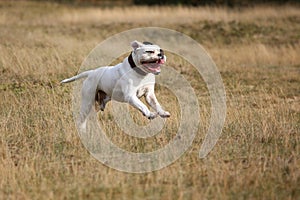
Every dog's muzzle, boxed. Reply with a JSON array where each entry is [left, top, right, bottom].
[[140, 57, 164, 75], [128, 51, 165, 75]]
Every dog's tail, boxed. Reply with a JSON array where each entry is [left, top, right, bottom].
[[60, 71, 91, 84]]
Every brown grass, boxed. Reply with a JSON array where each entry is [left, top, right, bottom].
[[0, 1, 299, 199]]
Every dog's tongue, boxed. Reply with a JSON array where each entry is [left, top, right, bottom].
[[158, 59, 165, 64]]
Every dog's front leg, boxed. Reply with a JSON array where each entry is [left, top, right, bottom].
[[128, 96, 157, 119], [145, 90, 170, 118]]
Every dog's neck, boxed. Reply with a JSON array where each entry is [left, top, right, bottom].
[[128, 52, 147, 76]]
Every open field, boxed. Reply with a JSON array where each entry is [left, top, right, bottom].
[[0, 1, 299, 199]]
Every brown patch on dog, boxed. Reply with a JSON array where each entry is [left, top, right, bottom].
[[95, 90, 107, 112]]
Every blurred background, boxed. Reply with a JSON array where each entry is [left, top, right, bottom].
[[39, 0, 300, 6]]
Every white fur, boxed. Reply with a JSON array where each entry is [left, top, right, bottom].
[[61, 41, 170, 130]]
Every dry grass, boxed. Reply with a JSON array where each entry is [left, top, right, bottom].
[[0, 1, 299, 199], [56, 5, 300, 25]]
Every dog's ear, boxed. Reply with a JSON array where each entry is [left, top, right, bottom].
[[131, 40, 143, 50]]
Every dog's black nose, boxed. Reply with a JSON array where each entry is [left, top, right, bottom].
[[158, 49, 164, 59], [160, 49, 164, 56]]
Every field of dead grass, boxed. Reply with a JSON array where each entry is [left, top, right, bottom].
[[0, 1, 299, 199]]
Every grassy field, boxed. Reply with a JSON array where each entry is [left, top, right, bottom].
[[0, 1, 299, 199]]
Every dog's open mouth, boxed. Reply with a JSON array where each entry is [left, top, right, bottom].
[[141, 58, 165, 65], [141, 59, 165, 74]]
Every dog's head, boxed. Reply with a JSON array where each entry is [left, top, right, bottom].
[[131, 40, 166, 75]]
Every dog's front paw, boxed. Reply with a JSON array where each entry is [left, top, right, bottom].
[[144, 112, 158, 120], [158, 111, 170, 118]]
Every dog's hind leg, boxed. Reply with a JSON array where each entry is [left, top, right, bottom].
[[78, 77, 98, 131]]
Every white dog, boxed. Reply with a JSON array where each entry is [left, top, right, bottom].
[[61, 40, 170, 129]]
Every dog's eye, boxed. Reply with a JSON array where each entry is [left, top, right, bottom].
[[146, 51, 155, 54]]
